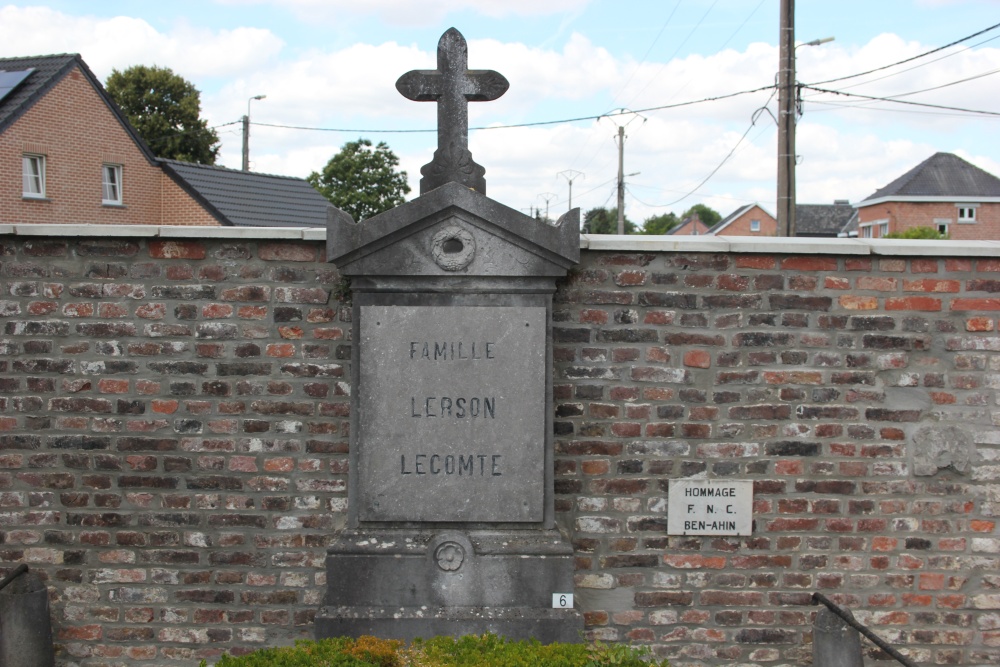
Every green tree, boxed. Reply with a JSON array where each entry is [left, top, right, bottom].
[[640, 212, 679, 235], [105, 65, 219, 164], [308, 139, 411, 221], [681, 203, 721, 228], [582, 207, 637, 234], [884, 226, 949, 240]]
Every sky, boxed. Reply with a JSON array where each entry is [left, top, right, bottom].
[[3, 1, 999, 224]]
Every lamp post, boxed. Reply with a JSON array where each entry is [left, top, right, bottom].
[[776, 0, 833, 236], [242, 94, 266, 172]]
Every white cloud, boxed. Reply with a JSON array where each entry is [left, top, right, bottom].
[[214, 0, 590, 26], [0, 5, 283, 79]]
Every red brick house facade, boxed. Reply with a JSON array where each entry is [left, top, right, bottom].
[[855, 153, 1000, 240], [2, 54, 328, 228], [1, 55, 219, 226], [708, 204, 777, 236]]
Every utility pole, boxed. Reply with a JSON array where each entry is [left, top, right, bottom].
[[242, 115, 250, 172], [601, 110, 644, 234], [616, 126, 625, 235], [777, 0, 795, 237], [538, 193, 557, 221], [557, 170, 584, 211]]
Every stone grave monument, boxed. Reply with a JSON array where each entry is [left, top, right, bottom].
[[314, 28, 582, 642]]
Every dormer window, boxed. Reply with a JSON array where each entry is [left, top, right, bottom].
[[22, 154, 45, 198], [102, 164, 122, 205]]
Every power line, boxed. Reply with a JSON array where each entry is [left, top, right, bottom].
[[802, 85, 1000, 117], [807, 99, 1000, 120], [249, 84, 778, 135], [637, 90, 776, 209], [804, 21, 1000, 86], [822, 33, 1000, 93]]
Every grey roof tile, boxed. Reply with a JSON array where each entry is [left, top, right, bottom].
[[161, 160, 330, 227], [862, 152, 1000, 201], [795, 203, 857, 237]]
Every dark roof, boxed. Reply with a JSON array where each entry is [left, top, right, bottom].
[[707, 204, 754, 234], [795, 203, 857, 237], [0, 53, 157, 163], [861, 152, 1000, 202], [161, 160, 330, 227]]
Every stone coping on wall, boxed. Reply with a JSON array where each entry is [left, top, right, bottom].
[[2, 224, 1000, 256]]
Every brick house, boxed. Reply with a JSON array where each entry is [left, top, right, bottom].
[[667, 211, 711, 236], [855, 152, 1000, 239], [1, 54, 327, 227], [707, 203, 776, 236]]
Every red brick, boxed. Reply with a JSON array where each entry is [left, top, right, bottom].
[[780, 256, 838, 271], [735, 255, 776, 269], [885, 296, 941, 311], [683, 350, 711, 368], [902, 278, 959, 292], [952, 298, 1000, 311], [149, 240, 207, 259], [967, 317, 995, 332]]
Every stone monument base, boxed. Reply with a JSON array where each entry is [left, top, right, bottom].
[[316, 528, 582, 643]]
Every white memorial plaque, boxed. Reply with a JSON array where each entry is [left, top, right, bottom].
[[667, 480, 753, 536]]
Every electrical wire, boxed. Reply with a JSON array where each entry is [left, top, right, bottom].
[[807, 99, 1000, 120], [802, 85, 1000, 117], [804, 20, 1000, 86], [249, 84, 778, 136], [816, 33, 1000, 93]]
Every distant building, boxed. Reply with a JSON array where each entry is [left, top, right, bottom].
[[855, 152, 1000, 239], [708, 203, 776, 236], [796, 200, 857, 238], [668, 211, 711, 236], [1, 53, 327, 227]]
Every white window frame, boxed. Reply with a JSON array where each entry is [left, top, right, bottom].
[[750, 219, 760, 232], [877, 222, 889, 238], [934, 218, 951, 236], [23, 154, 45, 198], [102, 164, 122, 205], [956, 205, 978, 223]]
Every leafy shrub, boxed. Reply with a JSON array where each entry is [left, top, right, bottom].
[[884, 226, 949, 240], [198, 634, 670, 667]]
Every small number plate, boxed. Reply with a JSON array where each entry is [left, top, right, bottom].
[[552, 593, 574, 609]]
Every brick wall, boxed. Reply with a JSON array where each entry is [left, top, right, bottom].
[[858, 201, 1000, 240], [0, 229, 998, 666], [1, 66, 219, 227]]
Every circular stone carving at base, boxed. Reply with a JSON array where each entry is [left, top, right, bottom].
[[431, 226, 476, 271], [434, 541, 465, 571]]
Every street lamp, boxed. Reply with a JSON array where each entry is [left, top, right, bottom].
[[242, 94, 267, 172]]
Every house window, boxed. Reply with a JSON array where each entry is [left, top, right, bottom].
[[877, 222, 889, 237], [860, 224, 873, 238], [957, 206, 977, 222], [750, 219, 760, 232], [23, 154, 45, 198], [102, 164, 122, 205], [935, 218, 951, 236]]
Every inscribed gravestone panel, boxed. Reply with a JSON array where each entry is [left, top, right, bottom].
[[358, 305, 546, 522]]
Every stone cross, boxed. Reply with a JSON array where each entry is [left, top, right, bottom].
[[396, 28, 509, 195]]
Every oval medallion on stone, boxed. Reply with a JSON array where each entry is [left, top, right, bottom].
[[431, 226, 475, 271]]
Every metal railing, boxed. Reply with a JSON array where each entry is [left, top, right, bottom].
[[812, 592, 919, 667]]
